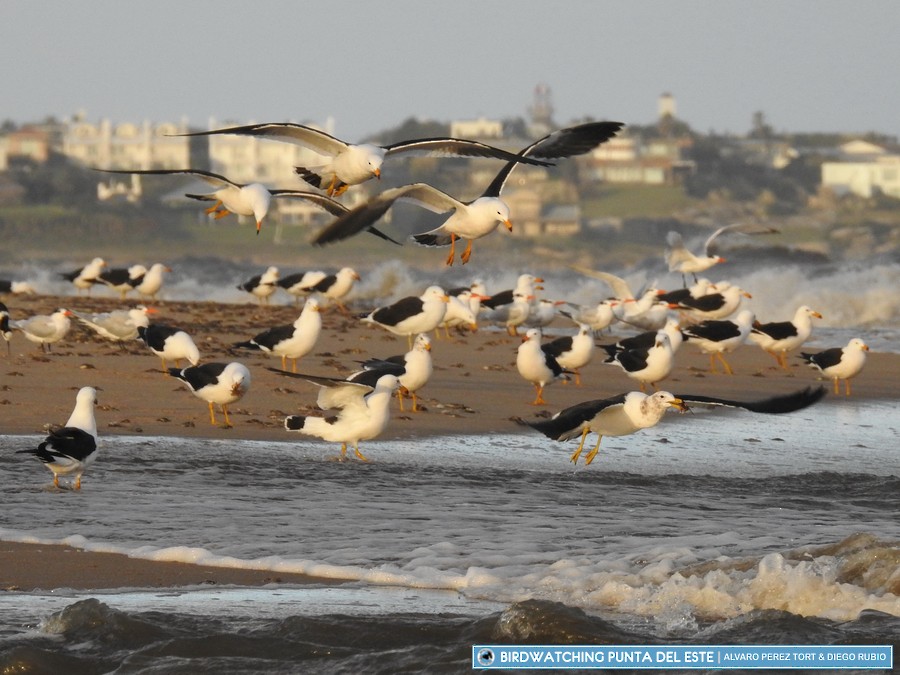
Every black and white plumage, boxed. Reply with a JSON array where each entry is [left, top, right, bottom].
[[0, 302, 11, 355], [74, 305, 157, 345], [282, 372, 407, 461], [517, 328, 569, 405], [349, 333, 433, 412], [665, 225, 778, 284], [238, 266, 280, 305], [682, 309, 755, 374], [310, 121, 624, 265], [541, 324, 595, 386], [800, 338, 869, 395], [233, 297, 322, 372], [60, 257, 106, 295], [97, 264, 146, 299], [17, 386, 99, 489], [135, 263, 171, 301], [0, 279, 37, 295], [168, 362, 251, 427], [360, 286, 448, 346], [669, 284, 752, 322], [174, 122, 553, 197], [283, 267, 360, 313], [749, 305, 823, 369], [480, 274, 543, 336], [656, 278, 718, 306], [96, 168, 360, 236], [519, 386, 826, 466], [277, 270, 327, 304], [138, 323, 201, 372], [604, 331, 676, 392], [600, 318, 684, 358], [11, 308, 73, 352]]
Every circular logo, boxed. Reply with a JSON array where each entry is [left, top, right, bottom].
[[477, 648, 495, 666]]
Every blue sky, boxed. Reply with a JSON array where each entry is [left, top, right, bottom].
[[4, 1, 898, 140]]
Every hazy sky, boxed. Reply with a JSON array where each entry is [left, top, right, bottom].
[[4, 1, 898, 140]]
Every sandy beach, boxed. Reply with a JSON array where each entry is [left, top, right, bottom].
[[2, 293, 896, 591]]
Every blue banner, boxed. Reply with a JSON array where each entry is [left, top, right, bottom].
[[472, 645, 893, 669]]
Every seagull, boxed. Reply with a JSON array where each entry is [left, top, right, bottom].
[[480, 274, 543, 336], [282, 372, 407, 461], [233, 297, 322, 372], [604, 331, 675, 392], [656, 278, 717, 306], [665, 225, 779, 284], [360, 285, 449, 347], [17, 386, 98, 489], [277, 270, 327, 305], [518, 386, 826, 466], [669, 284, 752, 321], [238, 266, 280, 305], [349, 333, 433, 412], [599, 318, 684, 357], [800, 337, 869, 395], [0, 279, 37, 295], [74, 305, 157, 345], [60, 257, 105, 295], [749, 305, 823, 369], [95, 168, 362, 235], [438, 289, 481, 336], [289, 267, 360, 314], [560, 299, 618, 335], [168, 362, 251, 427], [570, 268, 669, 331], [310, 121, 624, 264], [135, 263, 171, 301], [138, 323, 201, 372], [681, 309, 755, 374], [11, 308, 73, 352], [97, 264, 146, 299], [517, 328, 569, 405], [174, 122, 554, 196], [0, 302, 11, 354], [541, 323, 595, 386], [525, 299, 567, 328]]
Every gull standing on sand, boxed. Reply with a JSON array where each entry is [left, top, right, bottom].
[[238, 266, 280, 305], [74, 305, 157, 346], [0, 279, 37, 296], [604, 331, 676, 392], [517, 328, 568, 405], [800, 337, 869, 395], [540, 323, 595, 386], [298, 267, 360, 313], [348, 333, 433, 412], [169, 362, 251, 427], [18, 386, 99, 489], [283, 372, 407, 461], [233, 297, 322, 372], [360, 286, 448, 347], [175, 122, 554, 196], [519, 386, 826, 466], [749, 305, 822, 370], [681, 309, 755, 374], [138, 323, 201, 372], [310, 121, 624, 265], [60, 257, 105, 295], [135, 263, 171, 301], [97, 264, 146, 300], [11, 308, 73, 352]]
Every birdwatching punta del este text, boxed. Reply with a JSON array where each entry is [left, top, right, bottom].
[[472, 645, 893, 669]]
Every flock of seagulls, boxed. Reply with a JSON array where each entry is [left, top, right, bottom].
[[3, 115, 874, 489]]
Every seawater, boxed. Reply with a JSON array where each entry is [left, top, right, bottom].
[[0, 398, 898, 673]]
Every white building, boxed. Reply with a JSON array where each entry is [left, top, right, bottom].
[[820, 141, 900, 198], [62, 118, 190, 169]]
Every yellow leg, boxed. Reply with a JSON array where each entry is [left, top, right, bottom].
[[833, 378, 840, 395], [75, 474, 82, 490], [584, 434, 604, 465], [531, 384, 546, 406], [53, 474, 60, 488], [569, 428, 590, 464], [326, 176, 337, 196], [717, 352, 734, 375], [353, 444, 369, 462], [222, 404, 232, 427], [339, 442, 348, 459], [574, 370, 582, 386], [213, 209, 231, 220], [460, 239, 473, 264], [708, 353, 718, 373], [160, 357, 169, 373], [332, 184, 349, 197], [845, 379, 852, 396], [445, 234, 457, 266], [291, 359, 298, 374], [208, 401, 217, 425], [396, 389, 406, 412], [204, 200, 223, 215], [411, 391, 420, 412]]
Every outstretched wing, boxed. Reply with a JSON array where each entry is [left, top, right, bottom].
[[517, 394, 629, 441], [704, 223, 780, 255], [172, 123, 349, 158], [266, 368, 374, 411], [95, 168, 241, 189], [569, 266, 635, 300], [677, 386, 826, 414], [384, 137, 551, 166], [482, 121, 624, 197], [311, 183, 459, 246]]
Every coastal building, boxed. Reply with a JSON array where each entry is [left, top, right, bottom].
[[820, 141, 900, 198]]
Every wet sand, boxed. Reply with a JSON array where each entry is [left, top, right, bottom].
[[2, 294, 896, 591]]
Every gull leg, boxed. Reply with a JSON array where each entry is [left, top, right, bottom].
[[213, 209, 231, 220], [531, 384, 546, 406], [332, 184, 349, 197], [708, 353, 718, 374], [569, 428, 590, 464], [204, 200, 223, 215], [460, 239, 474, 265], [53, 474, 59, 488], [411, 391, 420, 412], [281, 354, 287, 370], [222, 404, 232, 428], [208, 401, 217, 425], [326, 176, 337, 196], [396, 388, 405, 412], [845, 379, 852, 396], [574, 370, 582, 386], [445, 234, 457, 266], [833, 377, 840, 395], [291, 358, 298, 374], [338, 442, 348, 459], [353, 443, 370, 462], [160, 357, 168, 373], [584, 434, 604, 465], [717, 352, 734, 375], [74, 474, 82, 490]]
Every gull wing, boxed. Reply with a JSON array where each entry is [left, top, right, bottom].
[[269, 190, 349, 217], [569, 266, 635, 300], [383, 137, 551, 166], [266, 369, 374, 411], [95, 168, 242, 189], [704, 223, 780, 255], [311, 183, 459, 246], [676, 386, 826, 414], [482, 121, 625, 197], [664, 231, 695, 268], [173, 123, 348, 158]]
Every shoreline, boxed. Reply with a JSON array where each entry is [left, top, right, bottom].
[[2, 294, 897, 593]]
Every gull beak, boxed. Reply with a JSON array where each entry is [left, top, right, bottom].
[[742, 291, 753, 298], [424, 342, 432, 351], [717, 256, 727, 263], [862, 343, 870, 351], [812, 311, 823, 319], [441, 294, 450, 303], [231, 382, 244, 396], [398, 385, 410, 397], [504, 219, 513, 232], [146, 307, 159, 314], [374, 168, 382, 179], [668, 398, 688, 413], [256, 220, 262, 235], [353, 272, 361, 280]]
